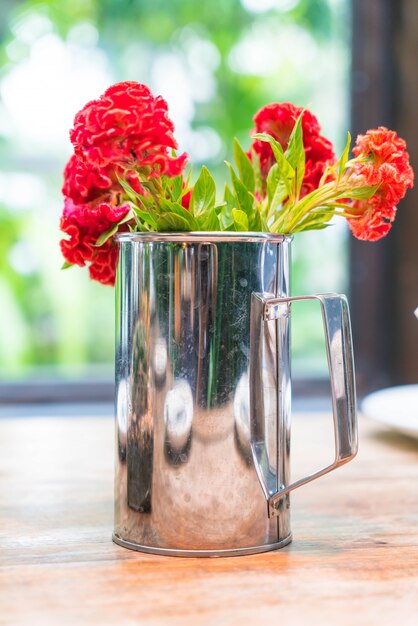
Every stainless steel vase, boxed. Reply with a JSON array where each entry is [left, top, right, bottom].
[[113, 232, 357, 557]]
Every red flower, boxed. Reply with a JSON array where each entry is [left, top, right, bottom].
[[347, 201, 395, 241], [87, 242, 121, 286], [62, 155, 115, 205], [62, 154, 147, 208], [125, 170, 145, 195], [352, 127, 414, 207], [61, 82, 189, 285], [60, 199, 130, 286], [249, 102, 335, 195], [70, 81, 187, 177], [181, 188, 192, 210], [347, 127, 414, 241]]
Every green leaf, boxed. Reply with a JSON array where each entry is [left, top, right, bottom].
[[118, 175, 141, 202], [231, 208, 249, 231], [233, 138, 255, 193], [182, 166, 192, 190], [61, 261, 73, 270], [226, 162, 254, 216], [156, 212, 192, 232], [338, 132, 351, 180], [119, 209, 136, 226], [94, 209, 134, 246], [218, 184, 235, 229], [338, 133, 351, 180], [341, 184, 379, 200], [251, 208, 267, 232], [197, 209, 220, 231], [132, 206, 158, 229], [252, 134, 295, 196], [290, 206, 336, 233], [294, 222, 332, 233], [266, 163, 288, 209], [158, 199, 199, 230], [284, 112, 304, 167], [284, 112, 305, 197], [131, 220, 149, 232], [134, 192, 157, 212], [95, 224, 119, 247], [267, 164, 279, 203], [170, 175, 184, 202], [190, 166, 216, 217], [233, 176, 254, 216], [251, 150, 263, 195]]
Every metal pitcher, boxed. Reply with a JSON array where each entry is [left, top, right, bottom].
[[113, 232, 357, 557]]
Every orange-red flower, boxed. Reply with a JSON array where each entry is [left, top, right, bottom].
[[352, 127, 414, 207], [249, 102, 335, 195], [347, 127, 414, 241], [347, 202, 395, 241]]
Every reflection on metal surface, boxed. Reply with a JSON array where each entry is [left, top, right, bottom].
[[164, 380, 193, 465], [114, 233, 357, 556], [233, 373, 251, 464], [115, 234, 286, 552], [152, 337, 168, 386], [252, 293, 358, 516]]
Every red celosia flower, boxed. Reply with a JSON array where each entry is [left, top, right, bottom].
[[70, 81, 187, 177], [249, 102, 335, 195], [62, 154, 146, 207], [352, 126, 414, 207], [60, 199, 130, 286], [87, 241, 121, 285], [62, 155, 114, 205], [61, 81, 188, 285], [347, 127, 414, 241], [347, 201, 395, 241]]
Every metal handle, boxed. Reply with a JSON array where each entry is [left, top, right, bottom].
[[250, 292, 358, 517]]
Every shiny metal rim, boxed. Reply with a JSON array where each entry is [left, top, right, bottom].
[[112, 532, 292, 558], [115, 231, 292, 243]]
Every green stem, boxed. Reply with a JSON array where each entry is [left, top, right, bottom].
[[273, 177, 365, 233]]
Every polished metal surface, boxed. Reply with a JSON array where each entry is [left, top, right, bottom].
[[251, 293, 358, 516], [114, 232, 357, 556], [116, 231, 288, 244], [112, 532, 292, 557]]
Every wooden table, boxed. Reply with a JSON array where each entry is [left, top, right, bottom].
[[0, 412, 417, 625]]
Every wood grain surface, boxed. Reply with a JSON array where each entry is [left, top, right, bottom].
[[0, 412, 417, 625]]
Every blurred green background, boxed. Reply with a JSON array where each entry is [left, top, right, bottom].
[[0, 0, 349, 381]]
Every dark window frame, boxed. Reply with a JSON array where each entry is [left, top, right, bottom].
[[350, 0, 418, 394]]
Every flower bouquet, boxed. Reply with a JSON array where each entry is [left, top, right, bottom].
[[60, 81, 414, 285], [60, 81, 414, 557]]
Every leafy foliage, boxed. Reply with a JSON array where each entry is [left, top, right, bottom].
[[110, 126, 379, 238]]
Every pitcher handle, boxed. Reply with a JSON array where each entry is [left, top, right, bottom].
[[250, 293, 358, 518]]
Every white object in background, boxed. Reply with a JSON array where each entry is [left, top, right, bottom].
[[362, 385, 418, 439]]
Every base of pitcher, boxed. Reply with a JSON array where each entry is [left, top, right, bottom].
[[112, 532, 293, 557]]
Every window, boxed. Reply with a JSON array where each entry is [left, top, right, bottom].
[[0, 0, 351, 399]]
